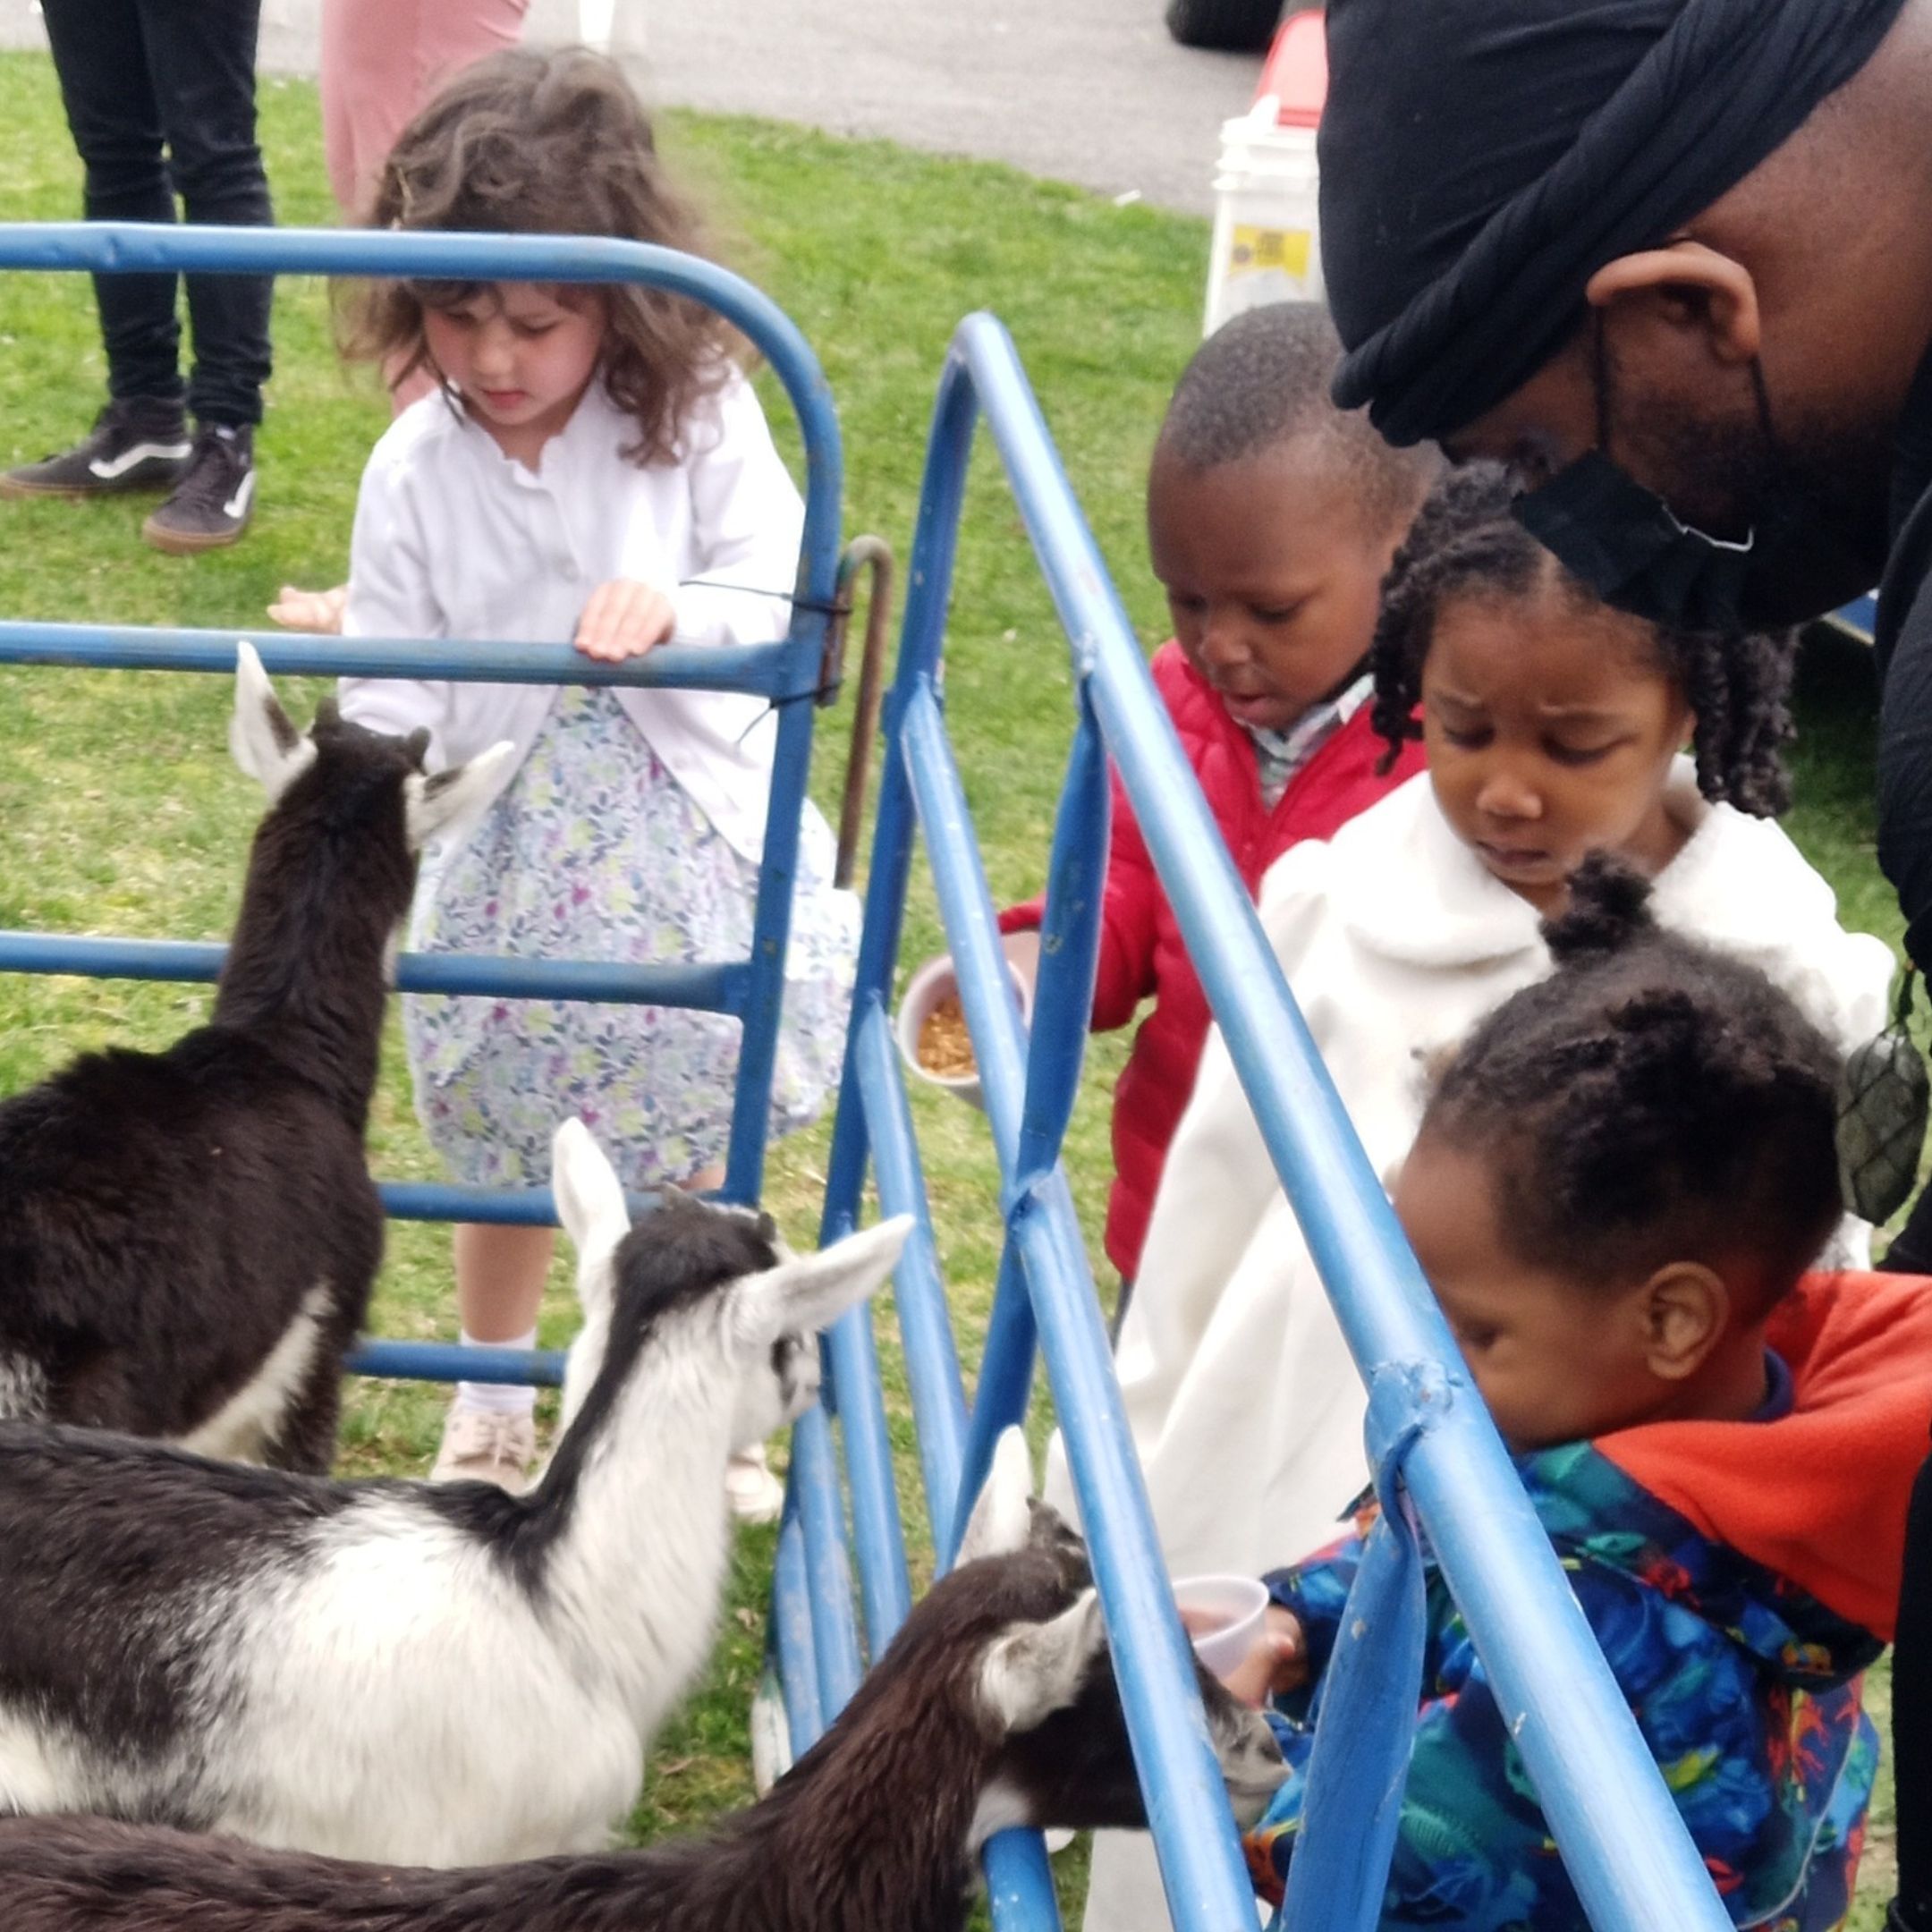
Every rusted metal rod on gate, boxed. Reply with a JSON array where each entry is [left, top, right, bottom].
[[831, 534, 894, 890]]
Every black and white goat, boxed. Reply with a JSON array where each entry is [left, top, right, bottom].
[[0, 1118, 914, 1866], [0, 1428, 1289, 1932], [0, 645, 508, 1470]]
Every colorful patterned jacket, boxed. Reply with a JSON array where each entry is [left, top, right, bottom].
[[1244, 1270, 1932, 1929]]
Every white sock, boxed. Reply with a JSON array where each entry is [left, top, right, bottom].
[[454, 1327, 538, 1417]]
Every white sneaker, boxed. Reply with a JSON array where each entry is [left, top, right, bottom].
[[431, 1404, 538, 1494], [726, 1442, 785, 1524]]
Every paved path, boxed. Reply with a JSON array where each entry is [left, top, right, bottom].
[[617, 0, 1265, 216], [0, 0, 1265, 216]]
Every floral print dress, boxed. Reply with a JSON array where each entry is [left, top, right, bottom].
[[405, 685, 858, 1189]]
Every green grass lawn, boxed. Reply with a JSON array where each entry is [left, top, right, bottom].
[[0, 45, 1908, 1928]]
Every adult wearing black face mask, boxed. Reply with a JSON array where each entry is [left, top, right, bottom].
[[1321, 10, 1932, 1928], [1320, 0, 1932, 928]]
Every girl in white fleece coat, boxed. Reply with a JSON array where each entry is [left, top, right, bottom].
[[1079, 468, 1895, 1932]]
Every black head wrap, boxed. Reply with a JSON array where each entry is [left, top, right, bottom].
[[1321, 0, 1911, 446]]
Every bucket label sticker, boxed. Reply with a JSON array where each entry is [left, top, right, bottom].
[[1229, 225, 1312, 278]]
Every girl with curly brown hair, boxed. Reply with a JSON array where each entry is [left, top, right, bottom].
[[322, 49, 857, 1510]]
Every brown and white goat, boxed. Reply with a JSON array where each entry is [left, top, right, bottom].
[[0, 646, 506, 1470], [0, 1429, 1287, 1932]]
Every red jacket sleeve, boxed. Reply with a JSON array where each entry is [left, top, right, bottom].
[[998, 761, 1158, 1036]]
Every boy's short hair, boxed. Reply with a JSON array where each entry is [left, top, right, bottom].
[[1156, 302, 1436, 533]]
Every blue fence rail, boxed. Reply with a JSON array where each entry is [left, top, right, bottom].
[[780, 309, 1737, 1931], [0, 220, 844, 1389], [0, 223, 1733, 1927]]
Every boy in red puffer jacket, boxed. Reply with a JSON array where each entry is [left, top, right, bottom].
[[1002, 302, 1436, 1310]]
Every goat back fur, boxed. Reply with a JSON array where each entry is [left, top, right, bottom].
[[0, 707, 434, 1470], [0, 1489, 1286, 1932], [0, 1195, 824, 1867]]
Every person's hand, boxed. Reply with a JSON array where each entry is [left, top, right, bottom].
[[1001, 927, 1042, 1001], [574, 577, 675, 662], [1204, 1604, 1307, 1706], [268, 584, 347, 635]]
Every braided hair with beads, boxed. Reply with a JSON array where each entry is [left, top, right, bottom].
[[1369, 464, 1797, 816], [1418, 855, 1844, 1304]]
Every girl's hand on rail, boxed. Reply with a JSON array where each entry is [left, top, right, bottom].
[[575, 578, 675, 662], [1216, 1606, 1307, 1706], [268, 584, 347, 635]]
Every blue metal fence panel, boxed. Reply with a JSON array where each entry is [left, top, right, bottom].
[[0, 219, 1745, 1928], [0, 220, 843, 1361], [0, 623, 804, 692], [791, 344, 1258, 1928], [784, 308, 1737, 1931]]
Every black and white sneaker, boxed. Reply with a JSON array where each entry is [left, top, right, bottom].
[[0, 397, 191, 499], [142, 424, 257, 555]]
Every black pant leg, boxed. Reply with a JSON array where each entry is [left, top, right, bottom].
[[38, 0, 184, 409], [135, 0, 274, 427], [1893, 1446, 1932, 1928]]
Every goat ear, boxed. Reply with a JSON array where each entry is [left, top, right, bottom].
[[553, 1119, 630, 1295], [731, 1214, 912, 1349], [230, 642, 316, 803], [553, 1122, 628, 1431], [1027, 1496, 1079, 1550], [956, 1427, 1035, 1566], [978, 1589, 1108, 1735], [402, 739, 514, 852]]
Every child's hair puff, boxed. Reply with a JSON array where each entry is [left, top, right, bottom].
[[344, 47, 732, 467], [1369, 464, 1797, 816], [1419, 855, 1845, 1305]]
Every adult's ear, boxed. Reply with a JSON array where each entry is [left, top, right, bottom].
[[1640, 1260, 1731, 1381], [1586, 242, 1763, 367]]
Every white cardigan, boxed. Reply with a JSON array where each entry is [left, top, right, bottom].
[[1105, 765, 1897, 1584], [336, 372, 805, 865]]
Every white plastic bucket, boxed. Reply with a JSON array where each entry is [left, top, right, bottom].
[[1203, 100, 1323, 335]]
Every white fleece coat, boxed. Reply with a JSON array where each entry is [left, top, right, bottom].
[[1076, 764, 1895, 1932]]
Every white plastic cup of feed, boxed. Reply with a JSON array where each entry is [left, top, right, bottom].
[[1173, 1573, 1270, 1680], [894, 951, 1034, 1112]]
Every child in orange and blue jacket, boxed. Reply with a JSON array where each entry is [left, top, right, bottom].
[[1224, 861, 1930, 1930]]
